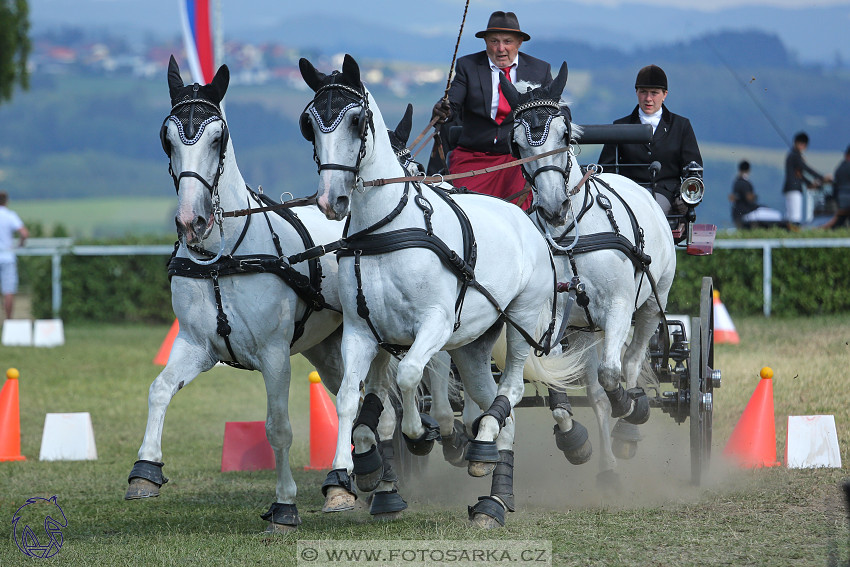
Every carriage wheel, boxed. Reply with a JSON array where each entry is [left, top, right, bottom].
[[689, 277, 715, 485]]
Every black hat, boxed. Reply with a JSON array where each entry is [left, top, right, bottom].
[[635, 65, 667, 90], [475, 11, 530, 42]]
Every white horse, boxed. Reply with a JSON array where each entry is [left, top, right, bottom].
[[125, 56, 428, 531], [299, 54, 577, 527], [500, 63, 677, 478]]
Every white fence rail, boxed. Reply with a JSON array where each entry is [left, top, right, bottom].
[[16, 238, 850, 318]]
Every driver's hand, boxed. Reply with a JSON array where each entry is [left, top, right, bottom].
[[432, 100, 451, 124]]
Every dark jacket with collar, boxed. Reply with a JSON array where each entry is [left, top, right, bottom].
[[597, 104, 702, 199], [441, 50, 553, 155]]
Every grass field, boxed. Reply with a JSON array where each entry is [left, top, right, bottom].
[[1, 317, 849, 566], [14, 197, 176, 240]]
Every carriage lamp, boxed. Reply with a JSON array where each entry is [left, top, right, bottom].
[[679, 161, 705, 205]]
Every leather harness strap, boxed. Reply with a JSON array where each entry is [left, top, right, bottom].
[[167, 186, 337, 369]]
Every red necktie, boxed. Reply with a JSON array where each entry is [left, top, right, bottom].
[[494, 65, 514, 125]]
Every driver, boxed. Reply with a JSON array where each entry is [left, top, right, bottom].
[[430, 10, 552, 210], [597, 65, 702, 217]]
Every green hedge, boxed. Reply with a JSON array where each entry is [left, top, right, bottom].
[[22, 252, 174, 324], [18, 236, 850, 323], [669, 245, 850, 317]]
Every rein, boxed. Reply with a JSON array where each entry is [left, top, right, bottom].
[[222, 194, 318, 218], [363, 145, 571, 187], [405, 0, 470, 157]]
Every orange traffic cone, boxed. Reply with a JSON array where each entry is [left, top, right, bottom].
[[723, 367, 780, 468], [713, 290, 740, 344], [154, 319, 180, 365], [304, 371, 339, 470], [0, 368, 26, 461]]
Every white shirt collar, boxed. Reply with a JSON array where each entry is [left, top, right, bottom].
[[638, 107, 663, 133], [489, 55, 519, 77]]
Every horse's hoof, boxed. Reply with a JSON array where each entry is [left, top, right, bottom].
[[623, 388, 650, 425], [553, 422, 592, 465], [124, 478, 160, 500], [612, 438, 638, 460], [611, 419, 642, 460], [464, 439, 500, 463], [369, 490, 407, 517], [353, 445, 383, 492], [441, 421, 469, 467], [468, 496, 506, 528], [596, 469, 622, 492], [403, 413, 441, 456], [355, 469, 383, 493], [322, 486, 356, 512], [467, 461, 497, 478], [470, 514, 503, 529], [265, 522, 298, 534]]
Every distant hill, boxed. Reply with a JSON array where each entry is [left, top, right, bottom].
[[2, 26, 848, 232]]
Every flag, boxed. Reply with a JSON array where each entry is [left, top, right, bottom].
[[179, 0, 215, 84]]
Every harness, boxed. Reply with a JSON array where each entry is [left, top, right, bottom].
[[511, 97, 667, 341], [335, 181, 560, 358], [299, 80, 569, 358], [167, 187, 337, 369]]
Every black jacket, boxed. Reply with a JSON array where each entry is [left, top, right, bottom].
[[782, 148, 824, 194], [440, 50, 553, 155], [597, 105, 702, 199]]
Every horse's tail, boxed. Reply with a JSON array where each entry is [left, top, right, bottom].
[[522, 330, 598, 391], [491, 301, 598, 391]]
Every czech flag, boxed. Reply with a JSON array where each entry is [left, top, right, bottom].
[[179, 0, 215, 84]]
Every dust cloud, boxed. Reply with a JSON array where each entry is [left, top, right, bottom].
[[398, 404, 734, 513]]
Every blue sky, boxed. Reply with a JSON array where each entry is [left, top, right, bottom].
[[30, 0, 850, 64]]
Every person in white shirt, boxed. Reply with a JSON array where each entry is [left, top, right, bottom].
[[0, 192, 29, 319]]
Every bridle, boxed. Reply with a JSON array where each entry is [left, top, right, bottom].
[[511, 98, 585, 254], [160, 85, 231, 265], [300, 81, 375, 193], [510, 98, 575, 192]]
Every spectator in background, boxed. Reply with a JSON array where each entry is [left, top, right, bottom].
[[0, 191, 29, 320], [730, 160, 783, 229], [782, 132, 831, 231], [821, 145, 850, 229]]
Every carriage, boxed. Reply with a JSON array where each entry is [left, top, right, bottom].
[[393, 121, 721, 487]]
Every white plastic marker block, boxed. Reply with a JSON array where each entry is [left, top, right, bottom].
[[785, 415, 841, 469], [39, 412, 98, 461], [33, 319, 65, 347], [1, 319, 33, 346]]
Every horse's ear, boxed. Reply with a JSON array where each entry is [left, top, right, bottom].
[[342, 54, 361, 87], [299, 58, 325, 92], [168, 55, 184, 98], [499, 73, 520, 110], [395, 103, 413, 144], [549, 62, 569, 99], [210, 64, 230, 102]]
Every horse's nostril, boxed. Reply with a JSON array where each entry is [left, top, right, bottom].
[[336, 195, 350, 215]]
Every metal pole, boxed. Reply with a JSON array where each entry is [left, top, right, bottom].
[[51, 252, 62, 318], [763, 244, 772, 317], [213, 0, 224, 111]]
